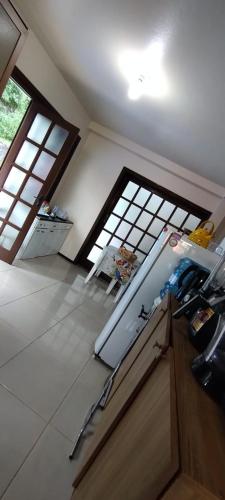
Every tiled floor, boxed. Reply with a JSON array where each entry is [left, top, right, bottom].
[[0, 255, 113, 500]]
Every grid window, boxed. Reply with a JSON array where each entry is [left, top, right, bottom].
[[86, 174, 206, 265]]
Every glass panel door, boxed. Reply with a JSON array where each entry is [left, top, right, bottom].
[[0, 100, 79, 263]]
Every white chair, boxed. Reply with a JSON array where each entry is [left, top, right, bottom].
[[85, 245, 139, 303]]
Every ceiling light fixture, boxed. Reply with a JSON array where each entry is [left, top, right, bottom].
[[119, 41, 168, 101]]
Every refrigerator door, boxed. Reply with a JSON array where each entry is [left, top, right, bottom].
[[96, 236, 219, 368], [94, 229, 171, 356]]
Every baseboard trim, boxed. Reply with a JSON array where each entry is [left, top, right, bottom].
[[58, 252, 74, 263]]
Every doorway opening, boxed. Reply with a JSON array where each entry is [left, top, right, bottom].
[[0, 68, 80, 264]]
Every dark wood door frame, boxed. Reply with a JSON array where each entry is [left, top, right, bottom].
[[0, 1, 27, 97], [8, 67, 81, 200], [74, 167, 211, 269]]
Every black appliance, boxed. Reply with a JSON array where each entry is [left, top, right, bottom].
[[192, 314, 225, 410], [176, 264, 209, 303]]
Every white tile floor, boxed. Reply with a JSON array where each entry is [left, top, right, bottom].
[[0, 255, 113, 500]]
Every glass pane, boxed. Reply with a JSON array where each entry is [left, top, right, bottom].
[[113, 198, 129, 217], [134, 187, 150, 207], [149, 218, 165, 237], [27, 114, 52, 144], [32, 151, 55, 180], [104, 214, 120, 232], [45, 125, 69, 154], [146, 194, 163, 213], [136, 211, 153, 230], [127, 227, 143, 246], [0, 78, 31, 167], [157, 201, 175, 220], [115, 220, 131, 239], [123, 243, 135, 252], [20, 177, 43, 205], [122, 181, 139, 200], [124, 205, 141, 223], [15, 141, 39, 170], [0, 225, 19, 250], [135, 251, 146, 263], [87, 245, 102, 263], [3, 167, 26, 195], [9, 201, 30, 228], [95, 230, 111, 248], [0, 192, 14, 218], [138, 234, 155, 253], [183, 214, 201, 231], [110, 237, 122, 248], [170, 207, 188, 227]]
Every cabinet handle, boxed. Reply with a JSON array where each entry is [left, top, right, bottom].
[[153, 341, 168, 357]]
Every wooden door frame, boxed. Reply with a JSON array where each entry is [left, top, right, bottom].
[[6, 67, 81, 200], [0, 1, 27, 97], [0, 69, 81, 262], [74, 167, 211, 269]]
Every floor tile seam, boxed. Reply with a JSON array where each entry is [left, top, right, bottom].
[[0, 318, 63, 370], [0, 353, 92, 426], [0, 281, 60, 308], [46, 356, 92, 435], [0, 420, 50, 500], [0, 381, 47, 422]]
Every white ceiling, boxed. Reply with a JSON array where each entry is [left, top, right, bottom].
[[15, 0, 225, 185]]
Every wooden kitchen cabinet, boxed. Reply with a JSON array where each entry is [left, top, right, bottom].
[[71, 296, 225, 500], [0, 0, 27, 97]]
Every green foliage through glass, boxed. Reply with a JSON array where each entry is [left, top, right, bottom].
[[0, 78, 31, 166]]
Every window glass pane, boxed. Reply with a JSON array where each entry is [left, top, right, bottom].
[[135, 250, 146, 263], [20, 177, 43, 205], [113, 198, 129, 217], [169, 207, 188, 227], [183, 214, 201, 231], [136, 211, 153, 230], [157, 201, 175, 220], [0, 192, 14, 218], [124, 205, 141, 223], [0, 225, 19, 250], [123, 243, 135, 252], [149, 218, 165, 237], [122, 181, 139, 200], [138, 234, 155, 253], [115, 220, 131, 239], [3, 167, 26, 195], [32, 152, 55, 180], [127, 227, 143, 246], [45, 125, 69, 154], [110, 237, 122, 248], [9, 201, 30, 228], [146, 194, 163, 213], [15, 141, 39, 170], [87, 245, 102, 263], [95, 230, 111, 248], [27, 114, 52, 144], [104, 214, 120, 232], [134, 187, 150, 207]]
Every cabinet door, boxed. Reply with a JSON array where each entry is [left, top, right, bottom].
[[107, 297, 170, 404], [161, 474, 219, 500], [0, 1, 27, 96], [73, 350, 179, 500]]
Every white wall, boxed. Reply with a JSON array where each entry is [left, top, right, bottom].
[[53, 123, 225, 260], [16, 31, 90, 138]]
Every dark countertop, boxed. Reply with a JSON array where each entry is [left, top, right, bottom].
[[37, 214, 73, 224]]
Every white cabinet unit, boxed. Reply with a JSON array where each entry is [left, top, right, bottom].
[[16, 217, 73, 260]]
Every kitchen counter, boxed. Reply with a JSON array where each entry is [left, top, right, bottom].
[[71, 295, 225, 500], [37, 214, 73, 224]]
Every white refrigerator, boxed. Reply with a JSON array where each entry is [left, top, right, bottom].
[[94, 231, 219, 368]]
